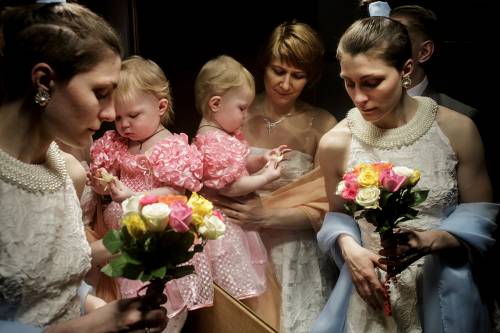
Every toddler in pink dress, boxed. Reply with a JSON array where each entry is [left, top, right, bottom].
[[89, 56, 212, 331], [193, 55, 288, 299]]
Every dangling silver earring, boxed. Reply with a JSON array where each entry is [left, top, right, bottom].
[[34, 88, 51, 108], [402, 76, 412, 89]]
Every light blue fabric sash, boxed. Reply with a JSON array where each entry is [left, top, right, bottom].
[[312, 203, 498, 333]]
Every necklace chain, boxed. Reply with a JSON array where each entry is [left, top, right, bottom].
[[138, 128, 166, 151], [263, 110, 295, 135]]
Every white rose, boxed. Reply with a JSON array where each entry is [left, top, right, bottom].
[[335, 180, 346, 196], [393, 165, 422, 186], [121, 194, 144, 215], [392, 166, 414, 177], [198, 215, 226, 240], [141, 203, 170, 231], [355, 187, 380, 209]]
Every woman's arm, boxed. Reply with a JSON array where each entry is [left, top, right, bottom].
[[215, 196, 315, 230], [318, 123, 386, 309], [219, 160, 281, 197], [313, 109, 338, 166], [43, 295, 167, 333]]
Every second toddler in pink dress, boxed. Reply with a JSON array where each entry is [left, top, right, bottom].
[[193, 55, 288, 299]]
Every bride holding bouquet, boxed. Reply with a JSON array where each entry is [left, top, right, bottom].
[[312, 16, 498, 333]]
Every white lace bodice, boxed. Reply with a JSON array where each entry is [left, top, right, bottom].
[[0, 144, 92, 327], [344, 98, 459, 332], [251, 148, 334, 333]]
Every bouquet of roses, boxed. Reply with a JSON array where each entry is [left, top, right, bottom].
[[337, 162, 428, 315], [101, 192, 225, 306]]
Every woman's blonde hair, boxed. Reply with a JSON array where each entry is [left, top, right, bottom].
[[115, 55, 174, 126], [259, 21, 324, 87], [194, 55, 255, 117]]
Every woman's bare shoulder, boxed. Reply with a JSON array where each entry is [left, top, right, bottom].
[[319, 119, 351, 149], [436, 106, 478, 140], [300, 101, 338, 133]]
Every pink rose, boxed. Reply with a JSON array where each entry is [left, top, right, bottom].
[[213, 209, 225, 222], [139, 195, 159, 207], [379, 168, 407, 192], [341, 172, 359, 200], [169, 201, 192, 232], [342, 186, 358, 200]]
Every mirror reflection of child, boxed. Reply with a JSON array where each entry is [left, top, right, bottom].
[[194, 55, 288, 299]]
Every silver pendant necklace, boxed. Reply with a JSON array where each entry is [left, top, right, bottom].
[[264, 117, 286, 135], [263, 111, 295, 135]]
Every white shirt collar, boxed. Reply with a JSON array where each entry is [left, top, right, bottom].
[[407, 76, 429, 97]]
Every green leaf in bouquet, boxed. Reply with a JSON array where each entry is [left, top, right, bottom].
[[151, 266, 167, 279], [138, 270, 153, 282], [409, 190, 429, 206], [169, 264, 195, 279], [379, 190, 393, 207], [144, 236, 156, 253], [344, 201, 358, 216], [101, 255, 128, 277], [102, 229, 123, 254], [121, 262, 144, 280], [121, 251, 142, 265]]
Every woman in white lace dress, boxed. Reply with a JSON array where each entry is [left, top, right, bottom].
[[215, 21, 338, 333], [0, 2, 167, 332], [312, 17, 497, 333]]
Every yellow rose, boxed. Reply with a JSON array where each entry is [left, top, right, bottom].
[[357, 166, 379, 187], [409, 170, 421, 186], [121, 212, 147, 239], [187, 192, 213, 226]]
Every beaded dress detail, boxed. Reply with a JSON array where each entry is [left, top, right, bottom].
[[252, 147, 334, 333], [344, 97, 458, 332], [89, 131, 213, 314], [0, 143, 91, 327]]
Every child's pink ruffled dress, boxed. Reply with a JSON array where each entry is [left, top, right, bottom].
[[89, 130, 213, 316], [194, 130, 267, 299]]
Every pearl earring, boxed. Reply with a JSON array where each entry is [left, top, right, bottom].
[[34, 88, 51, 108], [402, 76, 412, 89]]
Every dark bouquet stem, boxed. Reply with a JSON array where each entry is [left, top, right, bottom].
[[380, 230, 396, 316], [137, 278, 167, 311]]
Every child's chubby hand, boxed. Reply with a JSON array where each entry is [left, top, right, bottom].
[[108, 179, 134, 203], [87, 167, 118, 195], [265, 144, 291, 164], [262, 159, 283, 183]]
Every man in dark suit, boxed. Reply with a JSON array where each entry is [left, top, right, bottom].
[[390, 5, 478, 119]]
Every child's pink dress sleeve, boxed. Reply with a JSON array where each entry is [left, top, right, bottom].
[[149, 133, 203, 192], [89, 130, 127, 177], [194, 131, 249, 189]]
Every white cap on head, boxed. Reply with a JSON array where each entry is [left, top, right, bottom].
[[36, 0, 66, 3], [368, 1, 391, 17]]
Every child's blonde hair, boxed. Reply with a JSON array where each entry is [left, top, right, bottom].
[[115, 55, 174, 126], [194, 55, 255, 118]]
